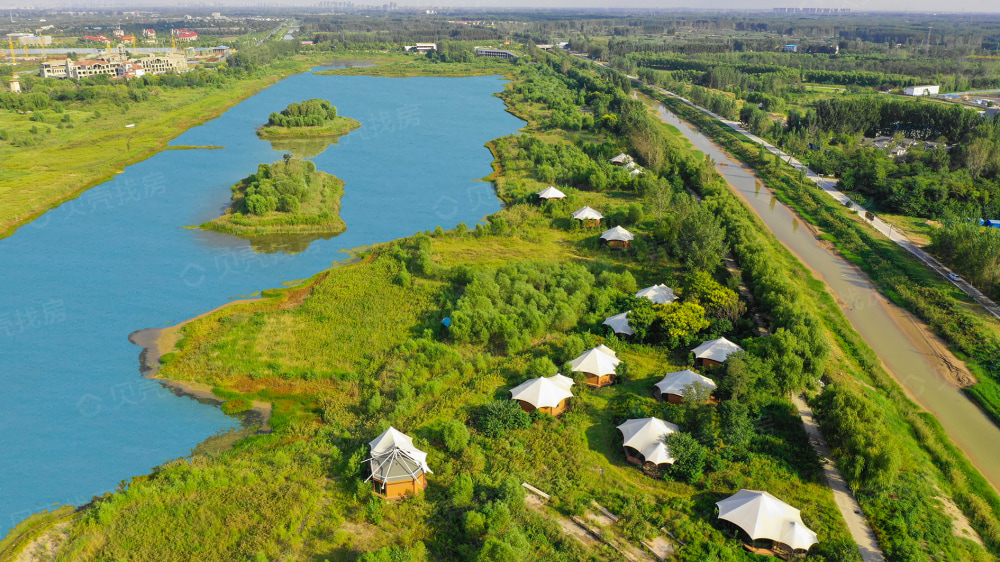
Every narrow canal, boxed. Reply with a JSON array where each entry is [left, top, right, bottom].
[[656, 105, 1000, 490]]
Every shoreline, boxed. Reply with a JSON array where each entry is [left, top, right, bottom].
[[128, 298, 273, 435]]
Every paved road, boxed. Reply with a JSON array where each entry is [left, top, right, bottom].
[[792, 394, 887, 562]]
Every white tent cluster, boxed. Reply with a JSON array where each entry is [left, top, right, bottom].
[[365, 427, 433, 486], [636, 283, 676, 304], [716, 490, 819, 551], [509, 374, 575, 411], [692, 337, 743, 364], [617, 417, 679, 466], [537, 186, 566, 200]]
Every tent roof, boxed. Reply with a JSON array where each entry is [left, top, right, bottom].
[[636, 284, 676, 304], [603, 311, 634, 335], [716, 489, 819, 551], [692, 337, 743, 363], [610, 153, 633, 164], [616, 417, 679, 464], [549, 373, 575, 390], [570, 346, 621, 376], [600, 225, 634, 242], [537, 186, 566, 199], [596, 344, 617, 358], [654, 369, 717, 397], [509, 375, 574, 409], [572, 206, 604, 221], [369, 426, 417, 457], [366, 447, 431, 483]]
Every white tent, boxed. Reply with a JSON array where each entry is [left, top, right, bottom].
[[692, 337, 743, 363], [570, 346, 620, 376], [654, 369, 716, 399], [610, 153, 634, 166], [603, 311, 634, 336], [716, 490, 819, 551], [509, 375, 574, 410], [616, 417, 679, 465], [636, 284, 676, 305], [368, 427, 432, 475], [596, 344, 617, 359], [571, 206, 604, 221], [537, 186, 566, 200], [600, 225, 634, 242]]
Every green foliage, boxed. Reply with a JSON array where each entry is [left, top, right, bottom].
[[449, 261, 596, 352], [476, 400, 531, 438], [665, 432, 707, 484], [441, 419, 470, 452], [267, 98, 338, 128]]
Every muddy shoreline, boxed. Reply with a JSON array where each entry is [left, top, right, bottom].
[[127, 298, 273, 435]]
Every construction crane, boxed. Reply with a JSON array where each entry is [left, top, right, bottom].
[[7, 37, 14, 63]]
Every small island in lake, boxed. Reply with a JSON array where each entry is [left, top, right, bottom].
[[201, 157, 347, 239], [256, 98, 361, 139]]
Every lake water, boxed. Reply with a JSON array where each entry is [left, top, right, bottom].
[[0, 69, 523, 533]]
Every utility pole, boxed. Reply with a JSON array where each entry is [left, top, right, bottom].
[[925, 25, 933, 56]]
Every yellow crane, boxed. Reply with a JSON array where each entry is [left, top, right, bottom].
[[7, 37, 14, 63]]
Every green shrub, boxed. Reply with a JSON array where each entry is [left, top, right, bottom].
[[476, 400, 530, 438]]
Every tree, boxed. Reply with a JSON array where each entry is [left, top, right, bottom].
[[652, 301, 710, 348], [719, 400, 754, 453], [665, 432, 707, 483], [442, 419, 470, 452], [477, 400, 530, 438]]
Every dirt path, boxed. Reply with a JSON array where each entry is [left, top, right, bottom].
[[791, 394, 886, 562], [12, 522, 70, 562]]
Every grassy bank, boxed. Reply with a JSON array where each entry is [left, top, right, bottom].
[[0, 53, 326, 241], [256, 116, 361, 139]]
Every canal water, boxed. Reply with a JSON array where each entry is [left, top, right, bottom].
[[656, 105, 1000, 490], [0, 69, 523, 533]]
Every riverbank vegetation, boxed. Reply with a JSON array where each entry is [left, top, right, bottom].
[[256, 98, 361, 139], [5, 46, 999, 562], [201, 157, 347, 238], [0, 38, 326, 241]]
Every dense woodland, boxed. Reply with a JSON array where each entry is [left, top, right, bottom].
[[267, 98, 339, 128]]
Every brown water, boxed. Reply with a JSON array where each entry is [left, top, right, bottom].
[[656, 105, 1000, 490]]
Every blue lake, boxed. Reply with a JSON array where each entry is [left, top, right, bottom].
[[0, 69, 524, 533]]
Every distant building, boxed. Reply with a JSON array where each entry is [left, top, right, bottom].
[[113, 28, 124, 38], [40, 53, 187, 80], [773, 7, 851, 13], [7, 33, 53, 46], [9, 74, 20, 94], [172, 29, 198, 42], [782, 44, 798, 53], [904, 85, 939, 96], [806, 45, 839, 55], [404, 43, 436, 54], [143, 29, 156, 39], [474, 48, 518, 59], [985, 107, 1000, 119]]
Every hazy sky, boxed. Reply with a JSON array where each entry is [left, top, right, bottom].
[[7, 0, 1000, 14]]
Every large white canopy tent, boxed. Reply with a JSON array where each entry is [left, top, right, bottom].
[[616, 417, 680, 465], [509, 374, 575, 410], [365, 427, 433, 498], [570, 346, 620, 375], [596, 344, 617, 358], [654, 369, 717, 401], [603, 311, 634, 336], [600, 225, 634, 243], [716, 489, 819, 551], [636, 284, 676, 305], [571, 206, 604, 221], [692, 337, 743, 364], [368, 426, 432, 474], [570, 346, 620, 387], [537, 186, 566, 200]]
